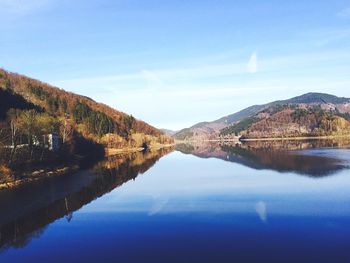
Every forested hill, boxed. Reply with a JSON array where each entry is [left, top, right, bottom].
[[0, 68, 172, 148], [220, 104, 350, 139], [174, 92, 350, 141]]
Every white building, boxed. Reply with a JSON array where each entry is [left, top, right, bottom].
[[47, 133, 60, 152]]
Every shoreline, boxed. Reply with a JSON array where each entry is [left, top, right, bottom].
[[0, 165, 79, 191], [0, 144, 175, 191], [240, 135, 350, 142], [175, 135, 350, 144], [174, 139, 240, 144], [105, 143, 175, 156]]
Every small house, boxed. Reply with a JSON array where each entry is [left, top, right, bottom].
[[32, 133, 61, 151]]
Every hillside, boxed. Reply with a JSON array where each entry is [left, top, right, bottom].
[[221, 104, 350, 139], [0, 68, 172, 184], [160, 129, 177, 136], [174, 93, 350, 141], [0, 69, 172, 146]]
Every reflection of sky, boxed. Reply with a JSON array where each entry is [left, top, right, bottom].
[[80, 151, 350, 219], [2, 149, 350, 263]]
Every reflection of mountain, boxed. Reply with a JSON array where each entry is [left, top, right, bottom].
[[0, 147, 173, 251], [176, 140, 350, 177]]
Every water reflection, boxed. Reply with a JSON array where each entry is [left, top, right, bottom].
[[1, 144, 350, 263], [176, 139, 350, 176], [0, 147, 173, 251]]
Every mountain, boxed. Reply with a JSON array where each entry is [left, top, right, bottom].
[[0, 68, 173, 183], [0, 68, 172, 146], [174, 92, 350, 141], [222, 105, 350, 139], [160, 129, 177, 136]]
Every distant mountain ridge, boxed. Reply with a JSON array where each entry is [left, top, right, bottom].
[[174, 92, 350, 140], [160, 129, 177, 136]]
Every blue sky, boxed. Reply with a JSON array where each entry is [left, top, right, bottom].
[[1, 0, 350, 130]]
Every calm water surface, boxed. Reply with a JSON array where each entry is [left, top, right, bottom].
[[1, 142, 350, 263]]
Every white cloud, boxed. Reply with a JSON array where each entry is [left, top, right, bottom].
[[247, 52, 258, 73], [338, 7, 350, 18]]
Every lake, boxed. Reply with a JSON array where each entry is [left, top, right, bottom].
[[1, 141, 350, 263]]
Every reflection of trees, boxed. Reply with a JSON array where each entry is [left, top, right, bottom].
[[221, 144, 346, 176], [172, 143, 194, 154], [176, 140, 350, 177], [238, 138, 350, 151], [0, 147, 173, 251]]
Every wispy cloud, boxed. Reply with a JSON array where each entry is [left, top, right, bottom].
[[51, 48, 350, 129], [53, 49, 350, 90], [337, 7, 350, 19], [247, 52, 258, 73], [141, 70, 163, 88], [311, 28, 350, 46], [54, 62, 249, 90], [0, 0, 54, 15]]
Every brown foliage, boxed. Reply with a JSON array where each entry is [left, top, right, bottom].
[[242, 107, 350, 138], [0, 68, 171, 144]]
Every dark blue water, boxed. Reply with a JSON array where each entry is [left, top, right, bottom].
[[1, 145, 350, 262]]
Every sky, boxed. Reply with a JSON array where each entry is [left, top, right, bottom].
[[0, 0, 350, 130]]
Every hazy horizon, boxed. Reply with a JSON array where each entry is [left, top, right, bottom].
[[1, 0, 350, 130]]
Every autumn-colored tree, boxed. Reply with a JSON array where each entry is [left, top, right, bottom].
[[18, 110, 38, 147], [0, 68, 172, 151], [61, 117, 74, 144]]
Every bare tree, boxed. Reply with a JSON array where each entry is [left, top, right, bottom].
[[61, 116, 73, 144], [10, 115, 19, 148], [6, 109, 21, 163], [18, 110, 39, 160], [0, 126, 8, 147]]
